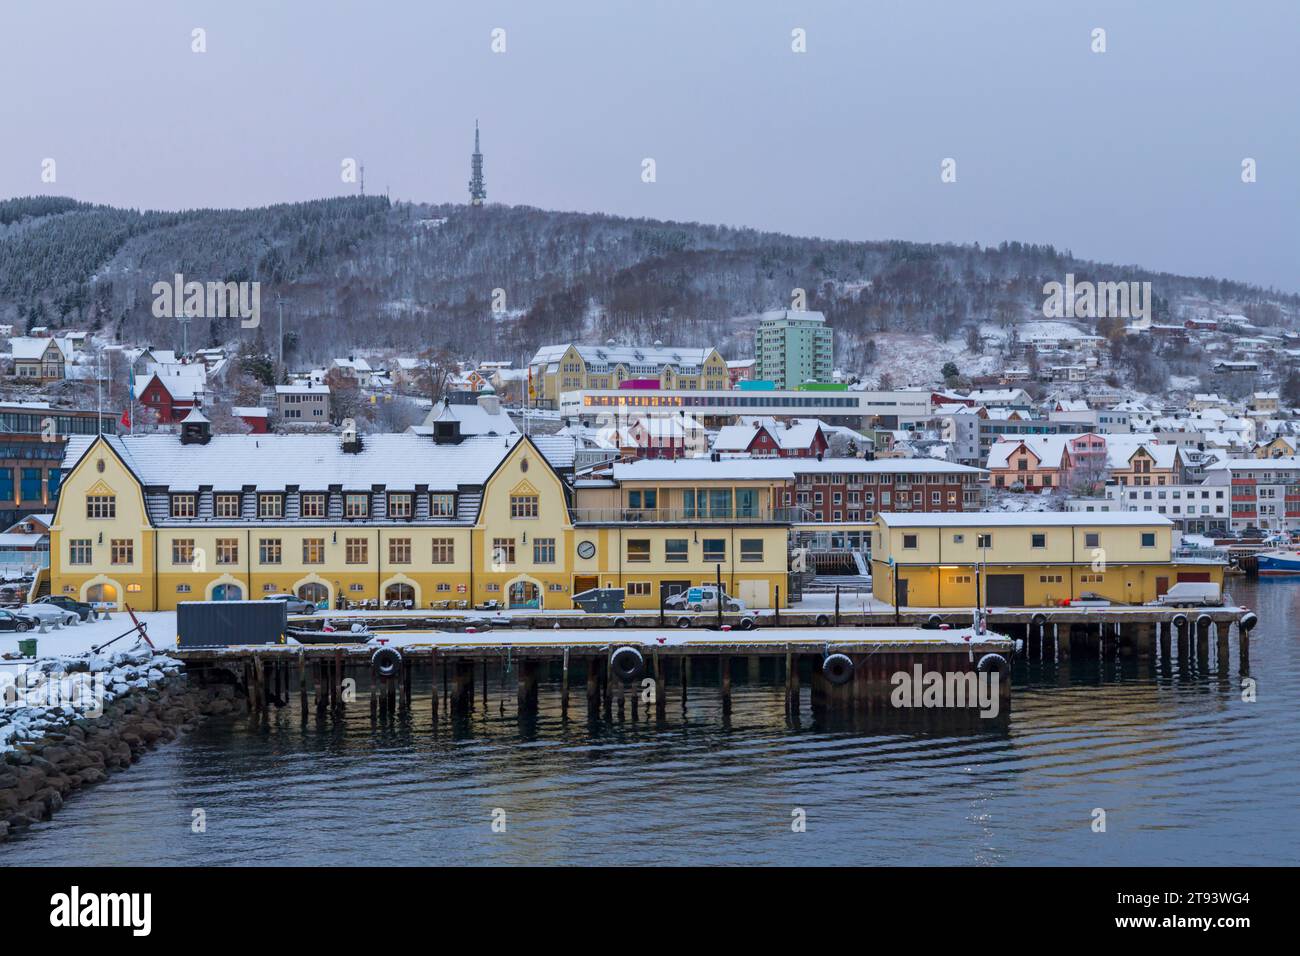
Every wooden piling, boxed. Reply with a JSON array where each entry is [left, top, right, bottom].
[[586, 656, 600, 716], [561, 648, 570, 720], [298, 652, 308, 722], [654, 648, 666, 720], [517, 660, 538, 715], [603, 657, 613, 721], [788, 653, 801, 721], [721, 656, 732, 716], [338, 650, 348, 712], [452, 659, 474, 715], [430, 650, 438, 723]]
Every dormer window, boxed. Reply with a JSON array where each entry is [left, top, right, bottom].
[[300, 493, 326, 518], [258, 493, 283, 519], [430, 493, 455, 517], [388, 494, 413, 519], [214, 493, 241, 518], [171, 494, 196, 518], [345, 493, 369, 519]]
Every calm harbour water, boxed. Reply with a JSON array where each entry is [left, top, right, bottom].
[[5, 579, 1298, 866]]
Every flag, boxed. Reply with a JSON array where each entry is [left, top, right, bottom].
[[120, 407, 131, 428]]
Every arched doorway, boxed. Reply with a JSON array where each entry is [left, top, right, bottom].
[[297, 581, 329, 607], [508, 580, 540, 609], [384, 582, 415, 608], [86, 583, 118, 604], [212, 583, 243, 601]]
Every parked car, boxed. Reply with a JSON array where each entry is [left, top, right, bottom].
[[36, 594, 94, 621], [681, 586, 744, 613], [1067, 592, 1112, 607], [262, 594, 316, 615], [0, 608, 39, 632], [1155, 582, 1223, 608], [17, 603, 79, 627]]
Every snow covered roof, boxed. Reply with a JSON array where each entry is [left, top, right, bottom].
[[138, 362, 208, 401], [986, 435, 1075, 469], [232, 406, 268, 418], [529, 342, 718, 373], [758, 308, 826, 324], [62, 432, 536, 493], [421, 400, 519, 436], [879, 511, 1173, 528], [8, 336, 66, 361], [613, 457, 983, 483], [275, 382, 330, 394]]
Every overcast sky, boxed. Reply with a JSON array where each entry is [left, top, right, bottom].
[[2, 0, 1295, 291]]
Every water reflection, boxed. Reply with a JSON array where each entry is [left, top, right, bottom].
[[3, 580, 1295, 866]]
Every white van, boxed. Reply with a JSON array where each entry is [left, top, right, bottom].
[[1156, 582, 1222, 607]]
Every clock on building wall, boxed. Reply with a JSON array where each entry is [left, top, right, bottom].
[[577, 540, 596, 559]]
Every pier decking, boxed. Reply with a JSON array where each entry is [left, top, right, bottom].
[[175, 624, 1017, 723], [169, 597, 1258, 727]]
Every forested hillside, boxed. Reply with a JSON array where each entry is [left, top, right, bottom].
[[1, 194, 1295, 370]]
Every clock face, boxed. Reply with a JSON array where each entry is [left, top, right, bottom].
[[577, 540, 596, 560]]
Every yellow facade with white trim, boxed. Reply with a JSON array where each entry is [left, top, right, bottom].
[[50, 436, 789, 612]]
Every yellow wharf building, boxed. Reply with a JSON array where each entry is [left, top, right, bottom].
[[46, 411, 791, 612]]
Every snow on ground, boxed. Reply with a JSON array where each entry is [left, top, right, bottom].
[[864, 332, 1001, 387], [0, 611, 177, 661], [984, 491, 1066, 513]]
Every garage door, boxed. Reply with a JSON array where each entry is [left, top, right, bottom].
[[1177, 571, 1212, 583], [986, 574, 1024, 607], [737, 580, 767, 609]]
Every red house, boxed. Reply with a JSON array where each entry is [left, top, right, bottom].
[[137, 372, 192, 423], [713, 418, 829, 458], [233, 406, 270, 434]]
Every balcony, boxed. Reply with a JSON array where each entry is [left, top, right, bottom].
[[570, 507, 811, 525]]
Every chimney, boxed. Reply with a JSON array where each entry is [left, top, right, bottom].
[[340, 418, 363, 454], [477, 392, 501, 416]]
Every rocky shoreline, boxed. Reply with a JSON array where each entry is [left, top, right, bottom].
[[0, 646, 242, 843]]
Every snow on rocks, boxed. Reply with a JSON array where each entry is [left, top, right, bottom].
[[0, 640, 237, 841]]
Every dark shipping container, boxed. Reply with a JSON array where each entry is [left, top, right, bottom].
[[177, 600, 287, 648]]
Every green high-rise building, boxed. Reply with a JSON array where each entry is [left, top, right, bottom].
[[754, 309, 833, 388]]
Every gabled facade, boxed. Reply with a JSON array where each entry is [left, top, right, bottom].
[[528, 343, 730, 408], [10, 338, 67, 382], [49, 430, 792, 611]]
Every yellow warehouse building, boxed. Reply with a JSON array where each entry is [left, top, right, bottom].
[[870, 512, 1223, 608], [47, 416, 790, 613]]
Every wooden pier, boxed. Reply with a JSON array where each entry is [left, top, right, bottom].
[[174, 626, 1018, 724]]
